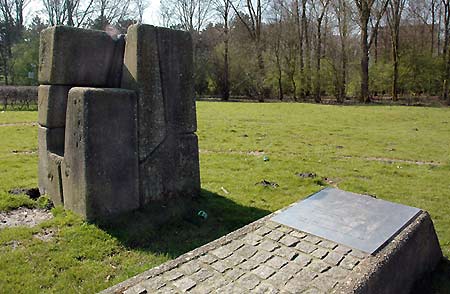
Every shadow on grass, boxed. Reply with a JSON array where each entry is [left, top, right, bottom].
[[96, 189, 270, 258]]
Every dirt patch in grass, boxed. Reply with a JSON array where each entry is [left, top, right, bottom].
[[0, 207, 53, 229], [343, 155, 442, 166], [0, 122, 37, 127], [33, 228, 56, 242], [364, 157, 442, 166], [199, 149, 265, 156]]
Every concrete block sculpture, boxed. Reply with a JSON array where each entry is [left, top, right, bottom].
[[38, 25, 200, 221]]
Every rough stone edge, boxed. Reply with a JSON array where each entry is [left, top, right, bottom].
[[99, 203, 442, 294], [333, 211, 443, 294], [99, 213, 274, 294]]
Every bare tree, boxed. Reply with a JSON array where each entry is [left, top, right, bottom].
[[214, 0, 232, 100], [161, 0, 212, 33], [312, 0, 330, 103], [269, 0, 284, 100], [134, 0, 148, 23], [386, 0, 406, 101], [354, 0, 389, 102], [442, 0, 450, 101], [302, 0, 312, 97], [230, 0, 268, 100], [42, 0, 95, 27], [93, 0, 135, 29], [408, 0, 438, 55], [334, 0, 350, 103]]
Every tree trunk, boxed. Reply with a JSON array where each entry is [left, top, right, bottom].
[[360, 20, 370, 103], [392, 38, 399, 101], [296, 0, 305, 99], [277, 54, 283, 100], [256, 40, 266, 102], [445, 48, 450, 101], [222, 8, 230, 101], [315, 21, 322, 103], [374, 30, 379, 63], [340, 1, 348, 103], [305, 19, 311, 97], [431, 0, 436, 55]]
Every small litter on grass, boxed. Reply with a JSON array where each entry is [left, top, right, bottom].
[[197, 210, 208, 220], [263, 156, 270, 162], [296, 172, 317, 179], [255, 180, 279, 188], [8, 187, 40, 200], [220, 187, 230, 194]]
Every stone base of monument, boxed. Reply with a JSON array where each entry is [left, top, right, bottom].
[[100, 188, 442, 294]]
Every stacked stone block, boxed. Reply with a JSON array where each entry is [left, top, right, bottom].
[[38, 24, 200, 221], [121, 25, 200, 205], [62, 88, 139, 220]]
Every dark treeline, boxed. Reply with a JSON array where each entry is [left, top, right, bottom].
[[1, 0, 449, 104]]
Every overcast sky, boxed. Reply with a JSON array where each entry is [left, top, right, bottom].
[[25, 0, 162, 26]]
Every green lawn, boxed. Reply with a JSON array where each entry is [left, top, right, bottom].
[[0, 103, 449, 293]]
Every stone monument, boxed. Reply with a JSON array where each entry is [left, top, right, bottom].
[[38, 25, 200, 221], [102, 188, 442, 294]]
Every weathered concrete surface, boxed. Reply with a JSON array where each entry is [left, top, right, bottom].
[[39, 26, 123, 87], [62, 87, 139, 220], [100, 210, 441, 294], [169, 134, 200, 198], [138, 133, 200, 205], [46, 152, 64, 206], [121, 24, 199, 204], [121, 24, 167, 161], [38, 126, 64, 194], [336, 211, 443, 294], [156, 27, 196, 133], [107, 34, 126, 88], [38, 85, 71, 128]]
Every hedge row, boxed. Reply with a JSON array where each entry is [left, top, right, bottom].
[[0, 86, 38, 110]]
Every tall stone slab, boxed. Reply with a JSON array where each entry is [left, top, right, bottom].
[[121, 24, 167, 162], [39, 26, 124, 87], [121, 24, 200, 204], [62, 88, 139, 220]]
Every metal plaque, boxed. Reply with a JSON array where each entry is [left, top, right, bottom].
[[271, 188, 421, 254]]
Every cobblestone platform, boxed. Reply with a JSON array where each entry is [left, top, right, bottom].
[[100, 210, 440, 294]]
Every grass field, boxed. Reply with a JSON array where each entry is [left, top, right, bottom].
[[0, 103, 449, 293]]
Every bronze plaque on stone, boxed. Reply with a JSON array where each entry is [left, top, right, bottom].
[[271, 188, 421, 254]]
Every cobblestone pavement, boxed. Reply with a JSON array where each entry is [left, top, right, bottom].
[[103, 216, 370, 294]]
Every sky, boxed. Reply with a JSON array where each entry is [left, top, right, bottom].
[[24, 0, 162, 26], [142, 0, 161, 25]]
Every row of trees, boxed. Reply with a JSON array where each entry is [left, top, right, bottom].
[[1, 0, 449, 103], [163, 0, 449, 103]]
